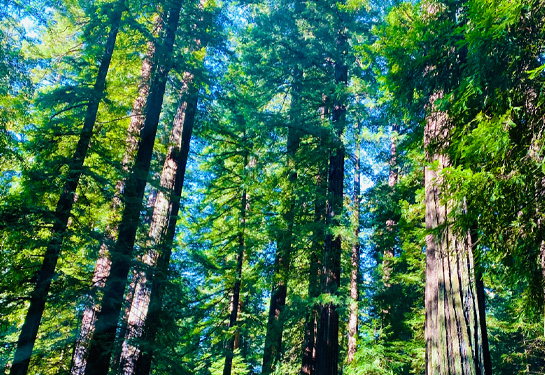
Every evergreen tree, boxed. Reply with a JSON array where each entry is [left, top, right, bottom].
[[83, 1, 183, 373], [9, 3, 124, 373]]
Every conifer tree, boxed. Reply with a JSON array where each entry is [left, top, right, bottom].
[[83, 2, 183, 373], [119, 78, 199, 375], [315, 3, 348, 374], [347, 120, 361, 364], [70, 22, 159, 375], [262, 67, 302, 375], [9, 3, 124, 374]]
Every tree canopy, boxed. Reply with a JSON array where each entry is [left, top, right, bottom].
[[2, 0, 545, 374]]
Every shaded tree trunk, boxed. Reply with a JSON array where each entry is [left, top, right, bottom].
[[315, 20, 348, 375], [262, 69, 302, 375], [300, 157, 326, 375], [116, 79, 199, 375], [223, 145, 249, 375], [382, 125, 398, 289], [223, 192, 248, 375], [83, 4, 182, 375], [424, 93, 490, 375], [70, 26, 157, 375], [347, 121, 361, 363], [9, 6, 123, 375], [380, 124, 398, 327]]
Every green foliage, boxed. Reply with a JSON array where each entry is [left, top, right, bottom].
[[5, 0, 545, 373]]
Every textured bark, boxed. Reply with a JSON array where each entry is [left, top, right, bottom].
[[347, 121, 360, 363], [262, 70, 302, 375], [223, 179, 248, 375], [83, 4, 182, 375], [70, 28, 157, 375], [116, 78, 198, 375], [424, 93, 490, 375], [315, 26, 347, 375], [9, 7, 123, 375]]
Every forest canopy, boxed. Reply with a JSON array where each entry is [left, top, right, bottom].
[[1, 0, 545, 374]]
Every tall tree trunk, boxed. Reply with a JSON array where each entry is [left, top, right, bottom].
[[223, 161, 248, 375], [424, 93, 490, 375], [301, 156, 327, 375], [9, 6, 123, 375], [83, 4, 182, 375], [70, 27, 157, 375], [315, 18, 348, 375], [262, 69, 302, 375], [347, 121, 361, 363], [116, 78, 199, 375], [383, 125, 398, 288], [380, 124, 398, 326], [109, 189, 157, 375]]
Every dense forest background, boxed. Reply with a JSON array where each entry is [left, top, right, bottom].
[[2, 0, 545, 374]]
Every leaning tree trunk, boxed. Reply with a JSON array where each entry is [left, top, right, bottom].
[[9, 6, 123, 375], [262, 69, 302, 375], [347, 120, 361, 363], [424, 93, 490, 375], [223, 176, 248, 375], [116, 79, 199, 375], [315, 17, 348, 375], [83, 4, 182, 375], [70, 26, 158, 375]]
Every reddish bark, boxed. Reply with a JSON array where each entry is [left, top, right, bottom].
[[347, 121, 361, 363], [315, 27, 348, 375], [424, 93, 490, 375], [70, 28, 156, 375], [83, 4, 182, 374], [118, 78, 198, 375]]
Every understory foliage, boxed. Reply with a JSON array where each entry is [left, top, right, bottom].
[[2, 0, 545, 374]]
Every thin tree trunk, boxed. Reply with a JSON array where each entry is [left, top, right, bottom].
[[380, 125, 398, 327], [315, 21, 348, 375], [262, 69, 302, 375], [70, 26, 157, 375], [424, 93, 490, 375], [347, 121, 361, 363], [83, 4, 182, 375], [9, 6, 123, 375], [301, 158, 326, 375], [116, 78, 199, 375], [223, 154, 249, 375], [382, 125, 398, 289]]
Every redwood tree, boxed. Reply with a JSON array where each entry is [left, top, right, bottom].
[[70, 26, 158, 375], [9, 4, 124, 374], [83, 2, 182, 373]]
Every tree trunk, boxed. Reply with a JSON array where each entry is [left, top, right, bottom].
[[83, 4, 182, 375], [9, 6, 123, 375], [347, 121, 361, 363], [70, 26, 157, 375], [223, 173, 248, 375], [383, 125, 398, 288], [301, 157, 326, 375], [380, 125, 398, 326], [315, 24, 348, 375], [424, 93, 490, 375], [262, 69, 302, 375], [116, 79, 198, 375]]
